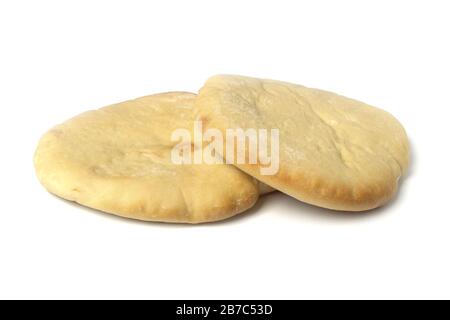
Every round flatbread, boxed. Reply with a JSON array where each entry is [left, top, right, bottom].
[[195, 75, 409, 211], [34, 92, 267, 223]]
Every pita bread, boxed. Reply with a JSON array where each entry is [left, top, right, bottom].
[[195, 75, 409, 211], [34, 92, 268, 223]]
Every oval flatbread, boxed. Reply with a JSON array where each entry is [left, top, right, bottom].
[[195, 75, 409, 211], [34, 92, 267, 223]]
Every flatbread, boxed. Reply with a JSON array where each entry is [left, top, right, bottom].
[[34, 92, 268, 223], [195, 75, 409, 211]]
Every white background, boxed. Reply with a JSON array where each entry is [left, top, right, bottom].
[[0, 0, 449, 300]]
